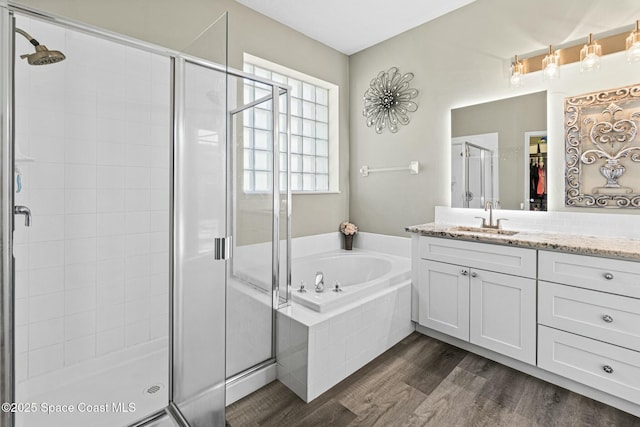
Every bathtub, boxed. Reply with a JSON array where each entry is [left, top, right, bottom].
[[291, 249, 411, 312]]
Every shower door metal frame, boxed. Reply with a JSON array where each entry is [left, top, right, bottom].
[[227, 76, 292, 383], [0, 6, 15, 427]]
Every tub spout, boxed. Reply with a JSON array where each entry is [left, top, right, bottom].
[[315, 271, 324, 293]]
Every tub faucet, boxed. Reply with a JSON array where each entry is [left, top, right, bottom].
[[315, 271, 324, 293]]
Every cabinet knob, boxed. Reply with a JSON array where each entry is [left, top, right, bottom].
[[603, 272, 614, 280], [461, 270, 468, 276], [602, 314, 614, 323], [470, 272, 477, 278], [603, 365, 614, 374]]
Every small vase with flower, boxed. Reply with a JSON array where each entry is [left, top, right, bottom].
[[339, 221, 358, 250]]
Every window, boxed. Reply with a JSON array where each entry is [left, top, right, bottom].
[[243, 54, 338, 193]]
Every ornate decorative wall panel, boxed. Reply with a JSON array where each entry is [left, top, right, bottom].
[[565, 84, 640, 208]]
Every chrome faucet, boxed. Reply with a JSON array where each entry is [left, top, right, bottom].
[[477, 201, 507, 229], [315, 271, 324, 293], [14, 205, 32, 227]]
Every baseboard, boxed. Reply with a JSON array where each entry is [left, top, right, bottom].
[[415, 325, 640, 418], [225, 363, 277, 406]]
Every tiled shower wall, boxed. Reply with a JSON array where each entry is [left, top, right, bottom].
[[13, 17, 170, 384]]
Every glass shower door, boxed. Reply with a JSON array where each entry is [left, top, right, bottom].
[[171, 57, 228, 427], [171, 11, 228, 426]]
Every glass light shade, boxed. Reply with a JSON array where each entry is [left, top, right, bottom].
[[510, 55, 524, 87], [580, 34, 601, 72], [542, 47, 559, 80], [626, 27, 640, 62]]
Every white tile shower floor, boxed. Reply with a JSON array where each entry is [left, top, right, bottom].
[[16, 348, 167, 427]]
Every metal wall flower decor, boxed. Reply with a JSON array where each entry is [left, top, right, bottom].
[[363, 67, 418, 133], [565, 84, 640, 207]]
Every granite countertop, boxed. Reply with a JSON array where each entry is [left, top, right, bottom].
[[405, 222, 640, 262]]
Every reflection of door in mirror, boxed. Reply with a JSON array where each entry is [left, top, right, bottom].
[[524, 131, 547, 211], [451, 133, 499, 208]]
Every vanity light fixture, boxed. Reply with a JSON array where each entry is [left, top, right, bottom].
[[626, 20, 640, 62], [510, 54, 524, 87], [542, 45, 559, 80], [509, 20, 639, 83], [580, 33, 601, 72]]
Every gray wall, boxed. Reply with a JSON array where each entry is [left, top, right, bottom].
[[349, 0, 640, 236], [14, 0, 640, 239], [13, 0, 350, 238], [452, 91, 547, 210]]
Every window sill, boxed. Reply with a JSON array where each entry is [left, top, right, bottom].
[[292, 191, 341, 195], [242, 191, 341, 196]]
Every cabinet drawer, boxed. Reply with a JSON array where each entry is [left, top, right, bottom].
[[538, 325, 640, 404], [419, 237, 536, 278], [539, 251, 640, 298], [539, 281, 640, 351]]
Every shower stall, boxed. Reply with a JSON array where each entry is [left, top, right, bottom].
[[451, 135, 498, 208], [0, 3, 290, 426]]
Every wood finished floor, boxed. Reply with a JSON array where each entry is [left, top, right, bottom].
[[226, 332, 640, 427]]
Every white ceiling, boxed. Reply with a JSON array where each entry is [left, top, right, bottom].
[[232, 0, 476, 55]]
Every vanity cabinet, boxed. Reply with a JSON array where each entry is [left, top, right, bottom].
[[537, 250, 640, 404], [417, 237, 537, 364], [409, 226, 640, 415]]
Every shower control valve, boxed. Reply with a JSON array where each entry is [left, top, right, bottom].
[[297, 281, 307, 293], [333, 281, 343, 292]]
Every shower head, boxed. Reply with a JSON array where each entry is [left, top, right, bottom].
[[15, 27, 66, 65], [20, 45, 66, 65]]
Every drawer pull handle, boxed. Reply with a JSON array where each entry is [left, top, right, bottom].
[[602, 314, 614, 323], [603, 273, 614, 280], [603, 365, 614, 374], [470, 272, 477, 278], [461, 270, 468, 276]]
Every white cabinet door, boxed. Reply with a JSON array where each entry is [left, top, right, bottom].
[[469, 269, 536, 365], [418, 260, 470, 341]]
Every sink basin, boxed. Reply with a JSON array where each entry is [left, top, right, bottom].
[[450, 226, 519, 236]]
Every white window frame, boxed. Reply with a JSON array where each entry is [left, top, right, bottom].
[[243, 53, 340, 194]]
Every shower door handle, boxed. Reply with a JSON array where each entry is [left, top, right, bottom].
[[214, 236, 232, 260], [14, 205, 32, 227]]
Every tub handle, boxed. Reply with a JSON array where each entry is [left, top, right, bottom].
[[333, 281, 343, 292], [297, 281, 307, 293], [461, 270, 468, 276]]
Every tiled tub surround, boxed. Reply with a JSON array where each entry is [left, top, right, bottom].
[[275, 233, 414, 402], [407, 208, 640, 417], [13, 15, 170, 413]]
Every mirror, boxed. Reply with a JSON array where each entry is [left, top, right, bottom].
[[451, 91, 547, 211]]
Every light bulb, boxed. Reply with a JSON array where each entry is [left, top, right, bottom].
[[510, 73, 522, 87], [627, 21, 640, 62], [580, 34, 601, 72], [510, 54, 524, 87], [542, 45, 559, 80]]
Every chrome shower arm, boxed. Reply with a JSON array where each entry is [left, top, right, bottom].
[[15, 28, 39, 46]]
